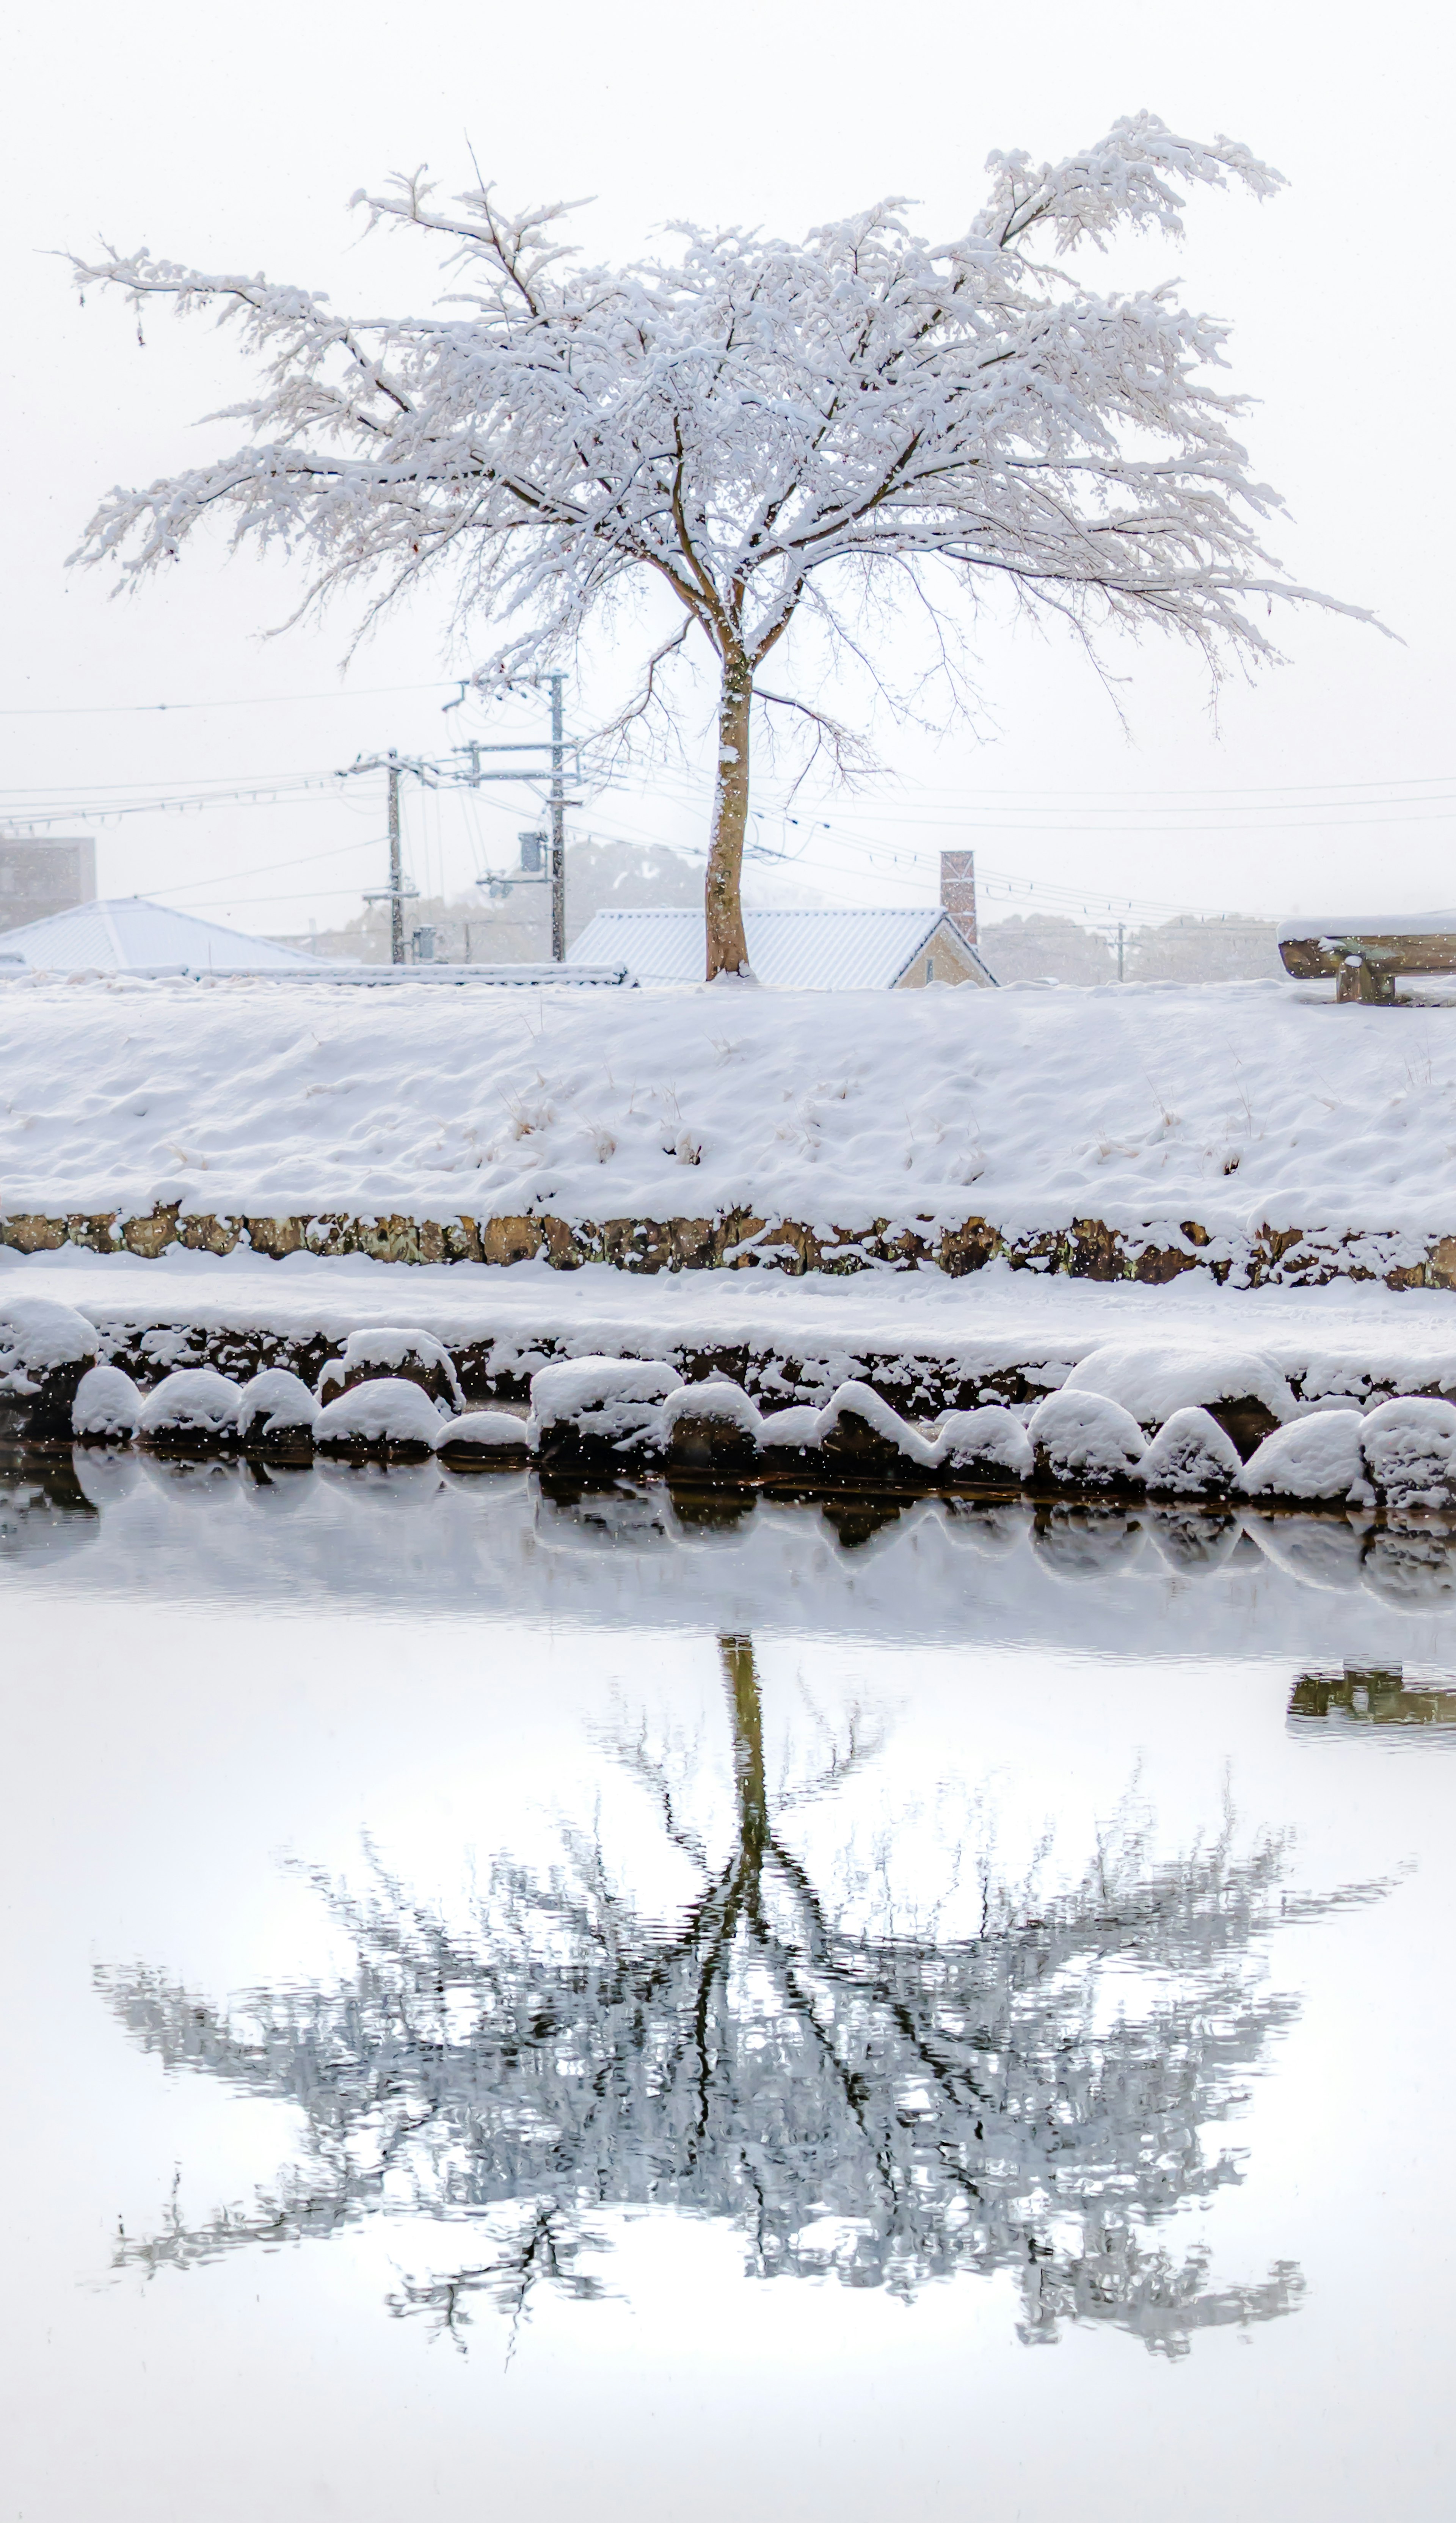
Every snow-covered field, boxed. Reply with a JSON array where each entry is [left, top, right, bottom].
[[3, 973, 1456, 1240]]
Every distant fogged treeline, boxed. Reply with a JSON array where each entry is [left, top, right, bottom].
[[278, 838, 706, 965], [275, 844, 1281, 985], [981, 911, 1281, 987]]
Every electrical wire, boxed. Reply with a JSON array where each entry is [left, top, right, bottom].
[[0, 679, 462, 719]]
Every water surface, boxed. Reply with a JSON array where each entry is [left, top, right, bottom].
[[3, 1458, 1452, 2520]]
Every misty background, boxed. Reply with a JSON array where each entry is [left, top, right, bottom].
[[2, 0, 1447, 958]]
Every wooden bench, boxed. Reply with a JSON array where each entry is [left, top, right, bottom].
[[1278, 917, 1456, 1003]]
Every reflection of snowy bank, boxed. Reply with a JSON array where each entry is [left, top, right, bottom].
[[10, 1448, 1456, 1646]]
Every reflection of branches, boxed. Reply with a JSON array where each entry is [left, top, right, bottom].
[[101, 1639, 1385, 2356], [387, 2203, 613, 2355]]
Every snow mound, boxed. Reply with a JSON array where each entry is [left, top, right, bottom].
[[0, 1294, 97, 1393], [1240, 1410, 1366, 1502], [138, 1368, 243, 1441], [661, 1380, 766, 1467], [528, 1356, 683, 1453], [317, 1327, 464, 1411], [934, 1405, 1034, 1482], [1358, 1396, 1456, 1511], [72, 1362, 142, 1439], [1064, 1340, 1294, 1429], [818, 1381, 939, 1469], [314, 1377, 445, 1454], [238, 1369, 318, 1443], [1140, 1407, 1244, 1497], [435, 1409, 531, 1460], [758, 1405, 825, 1453], [1028, 1390, 1146, 1487], [661, 1381, 765, 1439]]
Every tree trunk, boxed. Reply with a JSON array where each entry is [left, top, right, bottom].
[[704, 656, 752, 979], [720, 1633, 768, 1867]]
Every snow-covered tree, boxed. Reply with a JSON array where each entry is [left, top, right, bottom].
[[71, 118, 1360, 978]]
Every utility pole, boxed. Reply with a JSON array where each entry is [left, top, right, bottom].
[[386, 754, 404, 965], [340, 749, 420, 957], [340, 680, 576, 968], [548, 672, 566, 963], [1117, 922, 1125, 983], [447, 674, 577, 961]]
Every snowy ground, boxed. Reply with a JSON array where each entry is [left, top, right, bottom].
[[4, 973, 1456, 1238], [8, 1244, 1456, 1403]]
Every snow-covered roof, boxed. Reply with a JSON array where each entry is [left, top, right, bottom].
[[0, 896, 330, 974], [569, 905, 996, 989]]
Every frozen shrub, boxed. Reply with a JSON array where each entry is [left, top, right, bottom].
[[1064, 1340, 1294, 1428], [935, 1405, 1034, 1485], [1064, 1341, 1293, 1459], [138, 1369, 243, 1448], [528, 1357, 683, 1463], [1358, 1396, 1456, 1512], [317, 1328, 464, 1412], [314, 1377, 444, 1459], [72, 1362, 143, 1441], [756, 1405, 825, 1464], [1140, 1407, 1244, 1498], [1240, 1411, 1365, 1503], [662, 1380, 764, 1473], [238, 1370, 318, 1448], [817, 1382, 938, 1474], [1028, 1391, 1145, 1489], [436, 1410, 531, 1465], [0, 1296, 99, 1440]]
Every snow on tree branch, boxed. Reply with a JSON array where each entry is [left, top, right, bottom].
[[68, 116, 1372, 976]]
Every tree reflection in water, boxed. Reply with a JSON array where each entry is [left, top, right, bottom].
[[102, 1636, 1378, 2356]]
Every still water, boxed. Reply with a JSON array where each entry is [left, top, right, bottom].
[[3, 1454, 1453, 2520]]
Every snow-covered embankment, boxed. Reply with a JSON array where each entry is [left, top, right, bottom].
[[5, 974, 1456, 1287]]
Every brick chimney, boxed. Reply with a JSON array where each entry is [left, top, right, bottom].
[[940, 849, 977, 946]]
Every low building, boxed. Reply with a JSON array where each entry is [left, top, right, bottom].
[[0, 836, 97, 933], [571, 902, 996, 990], [0, 896, 332, 974]]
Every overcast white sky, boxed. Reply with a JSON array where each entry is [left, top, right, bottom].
[[3, 0, 1450, 938]]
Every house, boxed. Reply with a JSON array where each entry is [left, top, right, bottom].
[[0, 896, 332, 974], [0, 894, 636, 986], [0, 836, 97, 934], [571, 849, 995, 989]]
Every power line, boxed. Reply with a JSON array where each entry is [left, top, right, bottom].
[[0, 678, 463, 719]]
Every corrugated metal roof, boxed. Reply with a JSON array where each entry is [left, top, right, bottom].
[[0, 897, 330, 973], [569, 906, 996, 989]]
